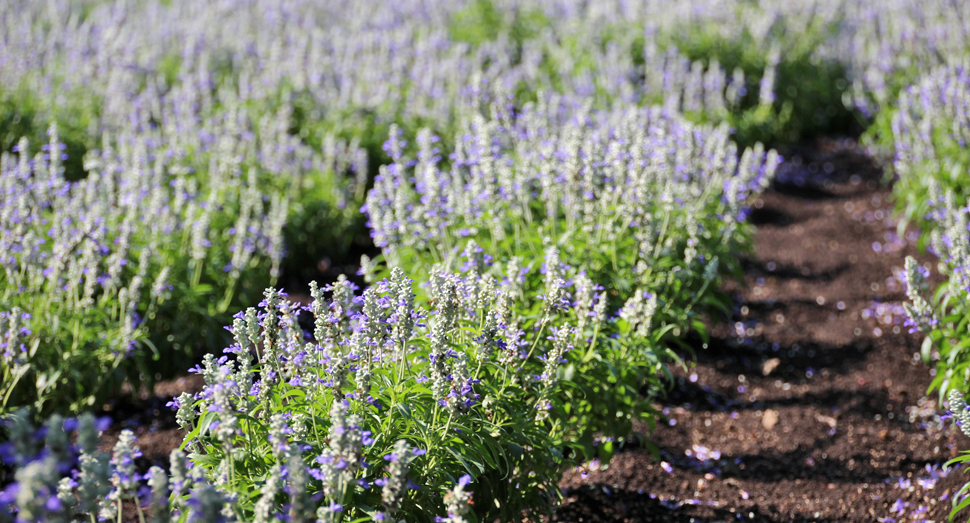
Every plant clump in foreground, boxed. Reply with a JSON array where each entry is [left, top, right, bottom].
[[2, 258, 651, 522]]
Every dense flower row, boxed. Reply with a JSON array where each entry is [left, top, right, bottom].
[[1, 102, 770, 520], [892, 61, 970, 522], [0, 100, 351, 413], [367, 100, 775, 263], [2, 255, 642, 521], [3, 0, 962, 416], [0, 406, 476, 523], [363, 99, 777, 452]]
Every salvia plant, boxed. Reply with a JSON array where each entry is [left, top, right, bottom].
[[365, 99, 778, 455], [883, 45, 970, 523], [2, 0, 967, 165], [901, 193, 970, 520], [886, 60, 970, 523], [174, 266, 581, 522], [0, 128, 168, 415], [366, 97, 777, 332], [0, 114, 298, 415], [870, 60, 970, 237], [2, 0, 921, 165], [0, 75, 374, 414], [0, 407, 479, 523]]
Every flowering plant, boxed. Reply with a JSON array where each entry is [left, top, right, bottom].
[[0, 81, 374, 415], [901, 203, 970, 521], [364, 102, 777, 456], [175, 265, 573, 522], [869, 60, 970, 239], [0, 130, 169, 415]]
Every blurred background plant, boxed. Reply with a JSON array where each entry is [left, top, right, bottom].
[[364, 101, 777, 458]]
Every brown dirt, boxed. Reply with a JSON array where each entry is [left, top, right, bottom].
[[553, 139, 966, 522], [97, 375, 204, 461], [94, 139, 968, 522]]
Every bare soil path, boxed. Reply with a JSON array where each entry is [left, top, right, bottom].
[[553, 139, 966, 523]]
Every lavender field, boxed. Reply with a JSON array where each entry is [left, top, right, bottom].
[[1, 0, 969, 521]]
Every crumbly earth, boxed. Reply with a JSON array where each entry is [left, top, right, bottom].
[[553, 139, 967, 523], [98, 139, 968, 522]]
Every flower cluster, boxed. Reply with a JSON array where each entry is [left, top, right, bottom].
[[901, 257, 938, 335], [367, 104, 777, 265], [171, 261, 576, 521], [879, 56, 970, 523], [0, 129, 168, 414]]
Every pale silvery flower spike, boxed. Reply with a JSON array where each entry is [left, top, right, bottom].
[[327, 400, 370, 475], [309, 400, 374, 515], [359, 254, 379, 284], [14, 457, 65, 523], [619, 289, 658, 337], [287, 446, 309, 523], [5, 408, 37, 466], [174, 392, 197, 432], [446, 352, 478, 416], [105, 430, 143, 518], [389, 267, 417, 359], [244, 308, 262, 351], [309, 281, 341, 349], [76, 414, 111, 518], [184, 480, 232, 523], [572, 273, 596, 335], [43, 414, 71, 470], [902, 256, 939, 334], [261, 288, 283, 360], [702, 256, 720, 282], [476, 309, 500, 362], [438, 475, 473, 523], [253, 462, 282, 523], [147, 465, 169, 522], [268, 413, 291, 462], [948, 389, 970, 437], [56, 476, 77, 516], [314, 447, 343, 501], [431, 272, 462, 334], [542, 278, 569, 319], [429, 322, 453, 404], [168, 449, 190, 523], [291, 413, 310, 442], [316, 501, 344, 523], [535, 326, 571, 422], [377, 441, 424, 519]]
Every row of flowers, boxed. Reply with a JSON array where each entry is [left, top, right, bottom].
[[893, 59, 970, 521], [0, 93, 777, 522], [1, 0, 965, 418]]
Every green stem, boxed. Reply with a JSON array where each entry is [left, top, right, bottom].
[[584, 322, 602, 363], [652, 211, 670, 261], [611, 237, 618, 273], [523, 318, 548, 363], [134, 492, 147, 523], [686, 277, 711, 310], [441, 411, 455, 440], [191, 259, 203, 289], [218, 276, 238, 314]]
